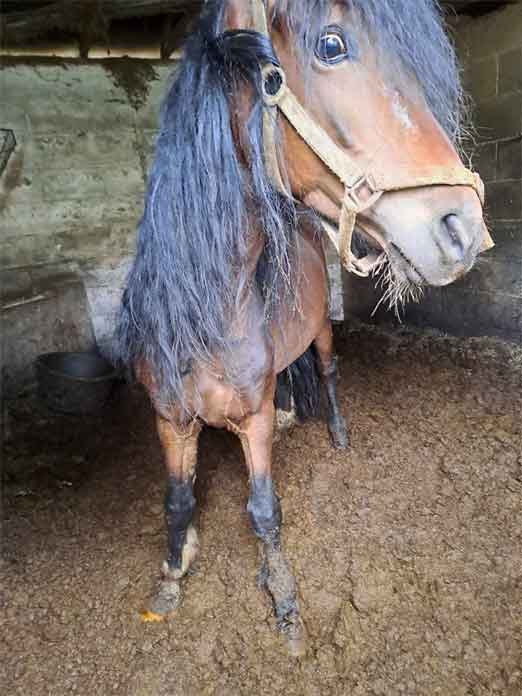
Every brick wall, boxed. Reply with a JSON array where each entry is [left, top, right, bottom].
[[344, 3, 522, 340]]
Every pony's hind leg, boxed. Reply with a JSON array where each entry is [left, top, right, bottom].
[[314, 321, 349, 450], [142, 415, 201, 621], [234, 385, 307, 657]]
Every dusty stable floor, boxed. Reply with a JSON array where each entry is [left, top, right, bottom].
[[2, 326, 521, 696]]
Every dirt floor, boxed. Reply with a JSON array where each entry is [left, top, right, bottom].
[[2, 325, 521, 696]]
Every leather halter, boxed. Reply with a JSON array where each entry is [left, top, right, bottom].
[[250, 0, 493, 276]]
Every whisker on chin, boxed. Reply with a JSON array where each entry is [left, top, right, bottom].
[[371, 254, 424, 319]]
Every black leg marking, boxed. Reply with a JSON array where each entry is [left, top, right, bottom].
[[322, 356, 349, 450], [165, 476, 195, 571], [275, 370, 293, 412], [247, 476, 282, 543]]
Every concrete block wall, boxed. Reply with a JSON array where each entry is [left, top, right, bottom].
[[344, 3, 522, 341], [0, 58, 173, 390]]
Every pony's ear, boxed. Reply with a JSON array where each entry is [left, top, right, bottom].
[[224, 0, 277, 31]]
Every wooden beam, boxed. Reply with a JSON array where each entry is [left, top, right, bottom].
[[1, 0, 514, 47], [1, 0, 203, 45]]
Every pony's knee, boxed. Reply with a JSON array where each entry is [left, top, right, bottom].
[[247, 477, 282, 543]]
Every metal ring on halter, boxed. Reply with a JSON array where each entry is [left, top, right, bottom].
[[261, 64, 287, 106]]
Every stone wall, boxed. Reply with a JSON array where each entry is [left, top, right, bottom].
[[0, 58, 172, 390], [345, 3, 522, 341]]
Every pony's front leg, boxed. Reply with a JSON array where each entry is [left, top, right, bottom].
[[314, 321, 349, 450], [142, 415, 201, 621], [234, 383, 307, 657]]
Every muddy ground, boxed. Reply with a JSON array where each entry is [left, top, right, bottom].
[[1, 325, 521, 696]]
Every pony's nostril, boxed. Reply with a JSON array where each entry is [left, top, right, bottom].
[[442, 213, 464, 245], [440, 213, 472, 261]]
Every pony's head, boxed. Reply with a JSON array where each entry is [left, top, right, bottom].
[[226, 0, 492, 300], [117, 0, 493, 408]]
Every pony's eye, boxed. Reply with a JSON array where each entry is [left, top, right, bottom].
[[315, 27, 354, 65]]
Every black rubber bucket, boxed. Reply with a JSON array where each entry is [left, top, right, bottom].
[[36, 352, 118, 415]]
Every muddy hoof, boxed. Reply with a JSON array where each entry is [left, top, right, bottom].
[[142, 579, 181, 621], [278, 612, 308, 658]]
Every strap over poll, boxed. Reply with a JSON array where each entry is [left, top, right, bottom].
[[249, 0, 494, 275]]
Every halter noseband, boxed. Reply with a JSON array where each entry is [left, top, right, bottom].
[[250, 0, 493, 276]]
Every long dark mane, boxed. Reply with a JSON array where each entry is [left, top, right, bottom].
[[116, 0, 464, 407], [116, 4, 297, 408]]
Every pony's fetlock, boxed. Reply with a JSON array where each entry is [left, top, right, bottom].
[[328, 414, 349, 450], [162, 524, 199, 581]]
